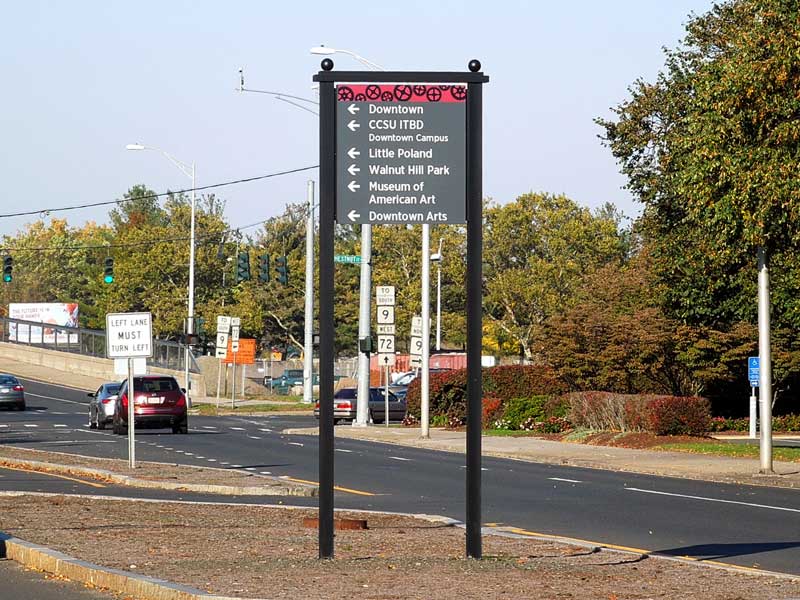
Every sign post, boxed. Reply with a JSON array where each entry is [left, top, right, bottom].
[[106, 312, 153, 469], [230, 317, 241, 409], [216, 316, 231, 407], [748, 356, 760, 439], [314, 59, 487, 560]]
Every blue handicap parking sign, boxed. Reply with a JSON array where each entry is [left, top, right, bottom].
[[748, 356, 759, 387]]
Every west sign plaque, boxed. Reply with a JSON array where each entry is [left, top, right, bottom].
[[336, 84, 466, 225]]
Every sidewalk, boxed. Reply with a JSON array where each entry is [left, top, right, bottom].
[[284, 424, 800, 489]]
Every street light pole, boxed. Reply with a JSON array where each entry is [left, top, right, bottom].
[[431, 238, 444, 352], [125, 143, 196, 404], [304, 180, 315, 404], [311, 45, 383, 426]]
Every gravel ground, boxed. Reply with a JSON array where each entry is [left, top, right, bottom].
[[0, 446, 292, 488], [2, 495, 799, 600]]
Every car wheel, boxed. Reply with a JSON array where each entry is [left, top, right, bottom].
[[369, 409, 381, 424], [16, 402, 25, 411], [172, 419, 188, 434], [89, 408, 97, 429], [97, 417, 106, 431]]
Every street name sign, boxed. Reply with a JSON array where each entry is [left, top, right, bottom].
[[106, 312, 153, 359], [334, 254, 362, 264], [336, 84, 467, 225]]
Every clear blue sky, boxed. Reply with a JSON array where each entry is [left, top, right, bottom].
[[0, 0, 713, 238]]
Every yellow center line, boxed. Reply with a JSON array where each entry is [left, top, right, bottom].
[[0, 464, 106, 489], [495, 525, 792, 577], [285, 477, 375, 496]]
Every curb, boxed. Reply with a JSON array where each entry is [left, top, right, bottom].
[[0, 456, 317, 497], [0, 533, 252, 600]]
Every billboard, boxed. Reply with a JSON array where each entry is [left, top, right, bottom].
[[9, 303, 80, 344]]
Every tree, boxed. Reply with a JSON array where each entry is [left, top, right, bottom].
[[483, 193, 628, 361], [599, 0, 800, 415]]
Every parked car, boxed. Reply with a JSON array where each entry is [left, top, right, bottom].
[[87, 382, 121, 430], [388, 368, 451, 402], [314, 386, 406, 424], [0, 374, 25, 411], [112, 375, 188, 434]]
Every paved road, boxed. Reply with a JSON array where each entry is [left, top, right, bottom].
[[0, 559, 118, 599], [2, 376, 800, 577]]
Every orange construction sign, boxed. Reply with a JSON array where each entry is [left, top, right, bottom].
[[222, 338, 256, 365]]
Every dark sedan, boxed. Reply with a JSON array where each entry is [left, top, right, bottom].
[[0, 374, 25, 410]]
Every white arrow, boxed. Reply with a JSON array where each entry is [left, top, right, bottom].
[[347, 147, 360, 159], [348, 181, 360, 192], [347, 120, 360, 132], [348, 104, 360, 115], [347, 209, 361, 222], [347, 164, 360, 176]]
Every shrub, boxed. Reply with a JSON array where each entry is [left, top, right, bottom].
[[406, 365, 568, 422], [503, 396, 548, 430], [775, 414, 800, 432], [482, 396, 503, 426], [520, 416, 572, 433], [647, 396, 711, 436], [567, 391, 632, 431]]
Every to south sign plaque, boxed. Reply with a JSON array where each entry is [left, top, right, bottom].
[[336, 84, 466, 225]]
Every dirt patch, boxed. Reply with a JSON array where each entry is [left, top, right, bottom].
[[1, 495, 799, 600], [0, 446, 300, 490], [578, 431, 706, 449]]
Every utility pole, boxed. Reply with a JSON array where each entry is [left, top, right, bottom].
[[304, 180, 315, 404]]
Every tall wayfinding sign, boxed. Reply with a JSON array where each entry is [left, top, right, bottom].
[[336, 84, 467, 225], [106, 312, 153, 469], [315, 60, 487, 561]]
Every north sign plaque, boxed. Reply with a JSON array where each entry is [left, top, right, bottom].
[[336, 84, 467, 225]]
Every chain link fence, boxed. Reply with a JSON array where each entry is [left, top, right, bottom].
[[0, 316, 200, 373]]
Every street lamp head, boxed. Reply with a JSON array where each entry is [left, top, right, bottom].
[[430, 253, 441, 262], [310, 45, 336, 55], [125, 144, 146, 151]]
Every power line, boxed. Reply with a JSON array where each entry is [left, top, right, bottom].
[[0, 165, 319, 219]]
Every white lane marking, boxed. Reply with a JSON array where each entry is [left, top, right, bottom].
[[459, 466, 490, 471], [39, 440, 117, 445], [258, 428, 273, 433], [335, 449, 353, 453], [245, 467, 256, 471], [220, 462, 230, 465], [231, 464, 243, 468], [0, 424, 8, 428], [549, 477, 582, 484], [51, 412, 69, 415], [626, 487, 800, 513], [229, 427, 245, 431], [247, 435, 262, 440], [195, 456, 205, 459], [201, 426, 217, 430], [23, 424, 38, 428], [389, 456, 411, 462], [164, 447, 173, 451], [184, 453, 194, 456], [26, 393, 85, 406], [53, 424, 68, 428], [207, 459, 217, 462], [174, 450, 185, 454], [288, 442, 304, 447], [260, 471, 271, 475]]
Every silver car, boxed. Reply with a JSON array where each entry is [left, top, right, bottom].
[[87, 382, 121, 430], [0, 374, 25, 411]]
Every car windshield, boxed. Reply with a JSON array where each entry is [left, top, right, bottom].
[[334, 388, 357, 399], [0, 375, 18, 386], [395, 373, 416, 385], [135, 377, 179, 392], [105, 384, 121, 394]]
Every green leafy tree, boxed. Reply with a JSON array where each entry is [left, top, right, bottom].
[[484, 193, 628, 361]]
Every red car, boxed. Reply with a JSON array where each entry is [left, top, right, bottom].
[[112, 375, 188, 434]]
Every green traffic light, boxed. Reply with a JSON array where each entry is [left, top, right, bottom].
[[3, 274, 11, 283], [104, 275, 114, 284]]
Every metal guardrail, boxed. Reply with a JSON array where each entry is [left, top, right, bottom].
[[0, 316, 200, 374]]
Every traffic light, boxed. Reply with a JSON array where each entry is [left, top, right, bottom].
[[103, 257, 114, 284], [275, 255, 289, 285], [258, 254, 270, 283], [2, 256, 12, 283], [236, 252, 251, 283]]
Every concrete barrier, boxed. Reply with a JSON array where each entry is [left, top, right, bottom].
[[0, 342, 206, 396]]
